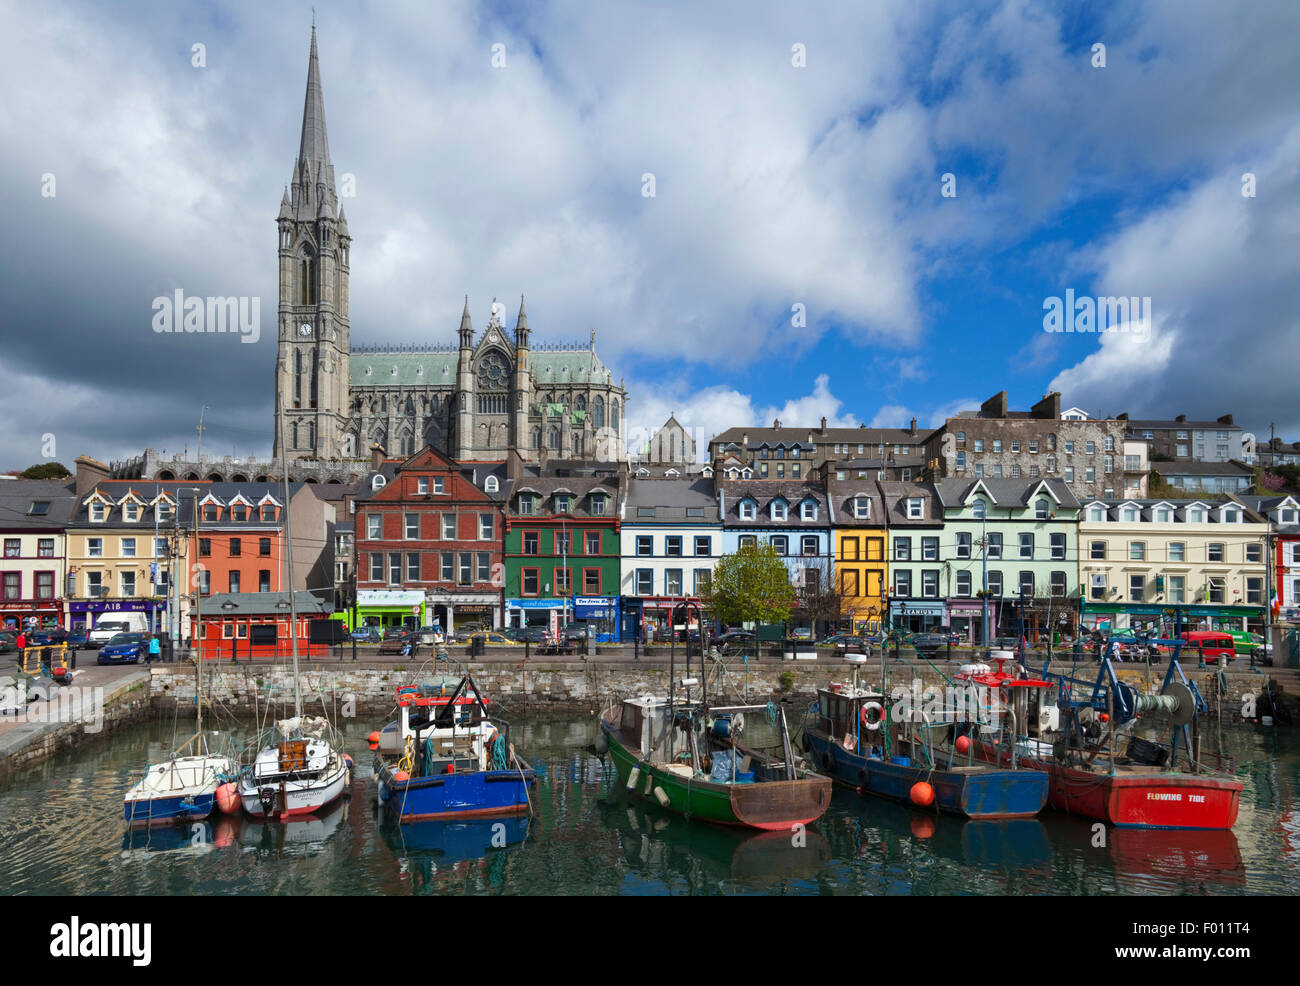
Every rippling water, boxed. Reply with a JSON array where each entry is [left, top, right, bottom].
[[1, 715, 1297, 895]]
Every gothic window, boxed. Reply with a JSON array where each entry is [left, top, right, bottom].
[[292, 422, 299, 448], [294, 351, 302, 403], [307, 421, 315, 449], [380, 396, 387, 413], [299, 249, 316, 305], [477, 350, 510, 390], [573, 433, 584, 457], [593, 396, 605, 428], [310, 350, 318, 408], [405, 396, 415, 415], [531, 427, 541, 450], [548, 426, 560, 450], [611, 399, 620, 429], [576, 394, 587, 412]]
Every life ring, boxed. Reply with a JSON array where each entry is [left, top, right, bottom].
[[860, 702, 884, 731]]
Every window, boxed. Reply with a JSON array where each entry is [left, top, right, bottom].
[[1129, 575, 1144, 602], [35, 572, 54, 600], [83, 571, 102, 598], [974, 439, 984, 453], [694, 536, 711, 556], [1029, 440, 1039, 454], [198, 538, 211, 557], [1050, 571, 1066, 597], [992, 440, 1002, 453], [853, 496, 870, 519], [956, 571, 972, 596], [417, 477, 429, 495], [479, 513, 494, 540], [1207, 543, 1224, 563], [458, 553, 472, 586], [894, 537, 911, 561], [992, 464, 1004, 478], [1168, 542, 1185, 562], [589, 494, 607, 516], [441, 552, 454, 581], [1085, 466, 1095, 483], [122, 502, 140, 522], [1011, 440, 1021, 453], [2, 538, 19, 558], [636, 569, 653, 595], [1208, 577, 1226, 603], [558, 530, 573, 555], [260, 504, 276, 521], [388, 552, 402, 584], [517, 494, 535, 516], [405, 513, 419, 539], [801, 500, 816, 521], [585, 531, 601, 555], [894, 569, 911, 596], [120, 537, 136, 558], [583, 568, 601, 594], [29, 500, 51, 516], [1246, 543, 1262, 563], [739, 500, 756, 521], [802, 535, 819, 556], [227, 570, 240, 594], [523, 532, 539, 555], [922, 537, 938, 561], [1064, 441, 1075, 455], [1090, 540, 1106, 560], [906, 498, 923, 519], [1085, 441, 1096, 454], [2, 572, 19, 599], [770, 535, 789, 555], [259, 537, 271, 556], [553, 567, 572, 595], [956, 451, 966, 470], [367, 515, 382, 539], [636, 535, 652, 556], [1089, 573, 1107, 600], [522, 569, 540, 596], [1129, 541, 1145, 561], [738, 535, 757, 549], [555, 494, 572, 514], [1019, 571, 1034, 597], [759, 463, 769, 478], [1154, 506, 1172, 522], [485, 475, 500, 494], [1222, 508, 1241, 523], [38, 538, 54, 558], [433, 478, 445, 494], [1050, 533, 1065, 560], [1010, 465, 1021, 479], [369, 553, 383, 580], [1035, 499, 1050, 520], [1168, 576, 1185, 603], [196, 569, 209, 596], [666, 536, 682, 557], [922, 570, 939, 598], [974, 464, 984, 478], [987, 533, 1002, 559], [1187, 506, 1206, 523], [1064, 466, 1074, 483], [972, 499, 986, 519], [89, 502, 106, 523], [770, 501, 788, 522], [477, 553, 491, 582], [202, 504, 218, 523], [442, 513, 457, 540], [1019, 533, 1034, 559], [157, 501, 174, 522], [955, 532, 971, 558], [1246, 577, 1263, 605], [987, 571, 1003, 596]]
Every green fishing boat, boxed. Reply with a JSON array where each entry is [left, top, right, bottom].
[[598, 695, 831, 831]]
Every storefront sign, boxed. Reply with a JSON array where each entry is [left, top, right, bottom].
[[357, 590, 423, 607]]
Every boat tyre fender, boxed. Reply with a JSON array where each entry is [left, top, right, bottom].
[[820, 749, 835, 772], [800, 732, 811, 753], [860, 702, 884, 731], [858, 768, 869, 790], [818, 786, 828, 810]]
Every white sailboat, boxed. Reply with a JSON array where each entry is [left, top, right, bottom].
[[237, 412, 351, 819]]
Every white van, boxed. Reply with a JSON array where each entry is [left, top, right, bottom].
[[89, 612, 151, 649]]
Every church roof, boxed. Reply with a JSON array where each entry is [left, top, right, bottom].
[[348, 345, 618, 388]]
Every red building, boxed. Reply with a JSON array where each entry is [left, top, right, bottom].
[[192, 590, 336, 660], [353, 448, 507, 632]]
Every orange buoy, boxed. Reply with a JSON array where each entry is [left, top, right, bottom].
[[955, 735, 971, 754], [215, 782, 242, 815], [910, 815, 936, 839], [445, 763, 455, 774], [393, 770, 410, 783], [1099, 713, 1110, 723], [909, 781, 935, 807], [367, 731, 380, 744]]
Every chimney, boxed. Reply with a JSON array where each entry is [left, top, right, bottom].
[[506, 447, 525, 483], [369, 443, 385, 472], [1116, 412, 1129, 421], [717, 488, 725, 520], [909, 417, 917, 436], [773, 418, 781, 428], [1217, 414, 1235, 426], [980, 391, 1008, 418], [859, 423, 866, 429], [1175, 414, 1187, 423], [1030, 392, 1060, 420], [820, 416, 827, 434], [74, 455, 110, 499], [742, 432, 748, 448]]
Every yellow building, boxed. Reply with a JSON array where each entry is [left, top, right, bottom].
[[828, 480, 887, 633]]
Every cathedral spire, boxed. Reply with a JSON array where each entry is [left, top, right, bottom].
[[459, 295, 473, 348], [293, 25, 334, 209]]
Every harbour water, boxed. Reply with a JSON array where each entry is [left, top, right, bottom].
[[2, 715, 1298, 896]]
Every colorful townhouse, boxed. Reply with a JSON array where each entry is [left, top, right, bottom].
[[353, 448, 507, 632], [619, 476, 721, 640], [503, 456, 623, 638], [878, 482, 947, 634], [717, 480, 832, 635], [1238, 494, 1300, 625], [825, 474, 887, 634], [67, 481, 334, 642], [932, 478, 1081, 643], [0, 479, 79, 632], [1078, 497, 1269, 635]]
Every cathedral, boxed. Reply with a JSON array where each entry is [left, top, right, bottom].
[[272, 28, 627, 465]]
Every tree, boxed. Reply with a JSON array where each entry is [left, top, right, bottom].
[[792, 553, 849, 632], [704, 542, 797, 627], [20, 462, 71, 479]]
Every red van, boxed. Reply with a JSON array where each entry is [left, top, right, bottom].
[[1179, 631, 1236, 664]]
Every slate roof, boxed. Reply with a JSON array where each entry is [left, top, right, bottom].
[[876, 482, 944, 527], [71, 481, 305, 527], [624, 478, 717, 523], [189, 589, 332, 617], [0, 479, 78, 530], [824, 478, 886, 527], [932, 478, 1081, 511], [716, 481, 828, 527]]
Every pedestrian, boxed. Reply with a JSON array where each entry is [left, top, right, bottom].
[[147, 633, 161, 666], [15, 629, 25, 667]]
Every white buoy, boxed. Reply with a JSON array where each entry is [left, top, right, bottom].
[[627, 766, 641, 791], [653, 786, 670, 807], [644, 772, 654, 796]]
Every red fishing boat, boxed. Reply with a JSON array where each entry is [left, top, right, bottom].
[[959, 650, 1242, 830]]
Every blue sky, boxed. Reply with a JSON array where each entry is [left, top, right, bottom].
[[0, 0, 1297, 468]]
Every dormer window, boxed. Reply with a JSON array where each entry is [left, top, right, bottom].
[[555, 494, 572, 514], [518, 494, 535, 516], [853, 496, 869, 519], [972, 499, 986, 520], [156, 502, 174, 522], [1035, 499, 1050, 520], [1155, 507, 1172, 522], [1188, 507, 1206, 523], [231, 504, 248, 522], [589, 493, 607, 516], [801, 500, 817, 521], [1087, 505, 1106, 522], [89, 502, 106, 523], [202, 504, 219, 523], [260, 504, 276, 521], [485, 476, 500, 494], [739, 500, 756, 521], [1121, 506, 1138, 522], [1222, 508, 1241, 523], [771, 501, 788, 522], [906, 498, 923, 520], [1282, 508, 1298, 524], [371, 475, 387, 491], [123, 503, 140, 522]]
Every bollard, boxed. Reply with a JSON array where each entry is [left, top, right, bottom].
[[524, 640, 531, 663], [634, 636, 640, 661], [352, 636, 357, 662]]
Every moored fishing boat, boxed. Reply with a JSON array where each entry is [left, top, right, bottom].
[[599, 689, 831, 831], [372, 674, 536, 822], [123, 749, 234, 826], [963, 649, 1242, 830], [237, 714, 351, 819], [800, 655, 1048, 819]]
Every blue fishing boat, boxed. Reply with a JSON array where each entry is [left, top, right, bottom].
[[800, 656, 1048, 819], [372, 674, 537, 822]]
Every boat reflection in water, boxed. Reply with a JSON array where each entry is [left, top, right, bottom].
[[1053, 816, 1245, 890], [602, 798, 832, 890], [238, 796, 350, 857], [120, 815, 240, 856], [378, 809, 533, 894]]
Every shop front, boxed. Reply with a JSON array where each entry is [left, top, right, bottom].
[[506, 597, 568, 630], [0, 599, 65, 632], [626, 596, 701, 643], [572, 595, 621, 642], [67, 598, 164, 633], [354, 589, 425, 632], [889, 600, 946, 634], [946, 600, 991, 645], [1080, 602, 1264, 636], [426, 592, 500, 634]]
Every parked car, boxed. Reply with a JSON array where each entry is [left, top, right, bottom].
[[66, 629, 90, 648], [514, 626, 549, 644], [909, 632, 950, 654], [350, 627, 382, 643], [468, 631, 512, 647], [97, 632, 147, 665], [415, 626, 445, 646], [933, 626, 962, 645], [1180, 630, 1235, 665], [790, 627, 813, 640], [1229, 631, 1268, 659], [0, 631, 16, 655], [28, 629, 69, 647], [562, 624, 590, 643], [818, 634, 871, 653], [90, 615, 149, 649], [715, 630, 756, 655], [379, 631, 417, 655]]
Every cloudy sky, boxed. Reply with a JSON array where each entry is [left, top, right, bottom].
[[1, 0, 1297, 470]]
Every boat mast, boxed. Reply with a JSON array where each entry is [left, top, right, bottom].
[[277, 410, 303, 718], [192, 487, 203, 744]]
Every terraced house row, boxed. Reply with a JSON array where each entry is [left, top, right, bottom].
[[1, 447, 1289, 646]]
